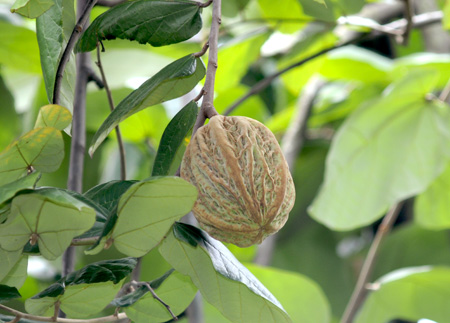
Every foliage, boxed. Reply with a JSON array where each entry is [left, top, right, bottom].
[[1, 0, 450, 322]]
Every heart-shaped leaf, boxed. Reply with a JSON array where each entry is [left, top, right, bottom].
[[89, 54, 205, 155], [0, 188, 95, 259], [76, 0, 202, 52]]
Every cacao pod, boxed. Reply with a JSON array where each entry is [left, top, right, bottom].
[[180, 115, 295, 247]]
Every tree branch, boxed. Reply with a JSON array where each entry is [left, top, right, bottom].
[[53, 0, 98, 105], [341, 202, 404, 323], [191, 0, 221, 136], [96, 42, 127, 181], [0, 304, 127, 323]]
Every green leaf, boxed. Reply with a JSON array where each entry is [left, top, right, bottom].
[[415, 163, 450, 230], [0, 188, 96, 259], [10, 0, 54, 18], [34, 104, 72, 130], [0, 127, 64, 186], [0, 285, 21, 303], [89, 54, 205, 156], [0, 75, 20, 150], [257, 0, 309, 33], [159, 223, 292, 322], [110, 177, 197, 257], [319, 46, 392, 84], [152, 101, 198, 176], [0, 249, 28, 289], [76, 0, 202, 53], [245, 264, 331, 323], [215, 32, 269, 93], [355, 267, 450, 323], [0, 22, 41, 74], [123, 270, 197, 322], [297, 0, 336, 22], [222, 0, 250, 17], [445, 0, 450, 30], [0, 172, 40, 205], [26, 258, 136, 317], [309, 71, 450, 230], [36, 0, 76, 112]]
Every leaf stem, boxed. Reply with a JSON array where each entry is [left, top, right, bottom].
[[95, 42, 127, 181], [52, 0, 98, 105], [191, 0, 221, 136], [144, 282, 178, 321], [0, 304, 127, 323], [341, 202, 404, 323]]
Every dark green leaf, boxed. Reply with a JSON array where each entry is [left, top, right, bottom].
[[0, 285, 21, 303], [76, 0, 202, 53], [84, 180, 137, 213], [152, 101, 198, 176], [0, 75, 19, 150], [160, 223, 291, 322], [36, 0, 76, 112], [89, 54, 205, 155], [31, 282, 65, 299], [10, 0, 54, 18]]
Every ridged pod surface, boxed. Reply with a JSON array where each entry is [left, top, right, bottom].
[[181, 115, 295, 247]]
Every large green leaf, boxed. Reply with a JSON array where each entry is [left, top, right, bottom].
[[159, 223, 292, 322], [76, 0, 202, 52], [0, 172, 40, 205], [245, 264, 331, 323], [309, 71, 450, 230], [0, 127, 64, 186], [0, 188, 96, 259], [89, 54, 205, 155], [36, 0, 76, 112], [120, 270, 197, 322], [88, 177, 197, 257], [0, 249, 28, 289], [10, 0, 54, 18], [0, 22, 41, 74], [152, 101, 198, 176], [355, 267, 450, 323], [26, 258, 136, 318]]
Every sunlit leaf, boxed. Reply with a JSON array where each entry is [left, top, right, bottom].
[[0, 188, 96, 260], [257, 0, 309, 33], [34, 104, 72, 130], [0, 22, 41, 74], [76, 0, 202, 52], [89, 55, 205, 155], [415, 163, 450, 229], [159, 223, 292, 322], [36, 0, 76, 112], [0, 127, 64, 186], [356, 267, 450, 323], [309, 71, 450, 230], [10, 0, 54, 18], [152, 101, 198, 176]]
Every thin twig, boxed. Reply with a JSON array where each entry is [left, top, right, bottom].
[[193, 42, 209, 57], [341, 202, 404, 323], [193, 88, 205, 102], [191, 0, 221, 135], [86, 66, 104, 89], [144, 282, 178, 321], [53, 0, 98, 105], [439, 78, 450, 102], [70, 236, 99, 246], [196, 0, 212, 8], [0, 304, 127, 323], [96, 42, 127, 180], [399, 0, 414, 45], [223, 36, 361, 116]]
